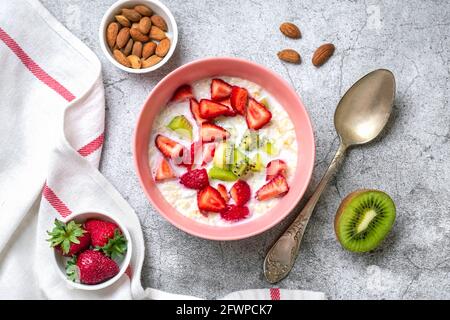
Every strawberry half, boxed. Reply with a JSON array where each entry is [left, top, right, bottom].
[[190, 98, 206, 124], [220, 205, 250, 222], [230, 86, 248, 115], [180, 168, 209, 190], [217, 184, 230, 202], [197, 186, 227, 212], [218, 98, 236, 116], [199, 99, 232, 119], [70, 250, 119, 285], [230, 180, 251, 206], [266, 159, 287, 181], [211, 78, 232, 101], [155, 158, 176, 182], [155, 134, 185, 162], [201, 122, 230, 143], [256, 175, 289, 201], [171, 84, 194, 102], [246, 98, 272, 130]]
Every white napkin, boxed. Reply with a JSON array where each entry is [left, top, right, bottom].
[[0, 0, 325, 300]]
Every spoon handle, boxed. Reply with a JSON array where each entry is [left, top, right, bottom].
[[263, 142, 347, 283]]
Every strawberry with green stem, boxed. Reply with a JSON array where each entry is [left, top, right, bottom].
[[67, 250, 120, 285], [84, 219, 128, 260], [47, 219, 91, 256]]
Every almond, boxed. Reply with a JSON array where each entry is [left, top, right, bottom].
[[280, 22, 301, 39], [132, 41, 143, 57], [312, 43, 335, 67], [116, 27, 130, 49], [113, 49, 131, 67], [142, 42, 157, 59], [106, 22, 119, 49], [130, 27, 149, 42], [121, 8, 141, 22], [150, 15, 168, 32], [142, 55, 162, 68], [127, 55, 142, 69], [122, 38, 134, 56], [156, 38, 170, 57], [134, 5, 153, 17], [277, 49, 301, 64], [139, 16, 152, 34], [115, 15, 131, 27], [149, 26, 166, 41]]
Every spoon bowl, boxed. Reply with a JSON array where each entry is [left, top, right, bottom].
[[334, 69, 396, 146]]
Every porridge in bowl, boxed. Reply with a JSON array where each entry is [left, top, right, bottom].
[[148, 77, 298, 226]]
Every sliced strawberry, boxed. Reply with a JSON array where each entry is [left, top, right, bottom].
[[199, 99, 232, 119], [211, 78, 232, 101], [189, 98, 206, 124], [266, 159, 288, 181], [201, 142, 216, 166], [220, 205, 250, 222], [256, 175, 289, 201], [201, 122, 230, 143], [230, 86, 248, 115], [155, 158, 176, 182], [218, 98, 236, 116], [197, 186, 227, 212], [246, 98, 272, 130], [155, 135, 185, 163], [230, 180, 251, 206], [217, 184, 230, 202], [180, 168, 209, 190], [171, 84, 194, 102]]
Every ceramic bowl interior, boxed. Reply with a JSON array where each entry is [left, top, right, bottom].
[[52, 211, 132, 290], [134, 57, 315, 240], [99, 0, 178, 74]]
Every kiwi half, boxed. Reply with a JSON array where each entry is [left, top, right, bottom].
[[334, 189, 396, 253]]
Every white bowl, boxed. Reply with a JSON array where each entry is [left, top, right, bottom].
[[99, 0, 178, 74], [52, 211, 132, 291]]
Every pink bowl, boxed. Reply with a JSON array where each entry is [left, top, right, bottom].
[[133, 57, 315, 240]]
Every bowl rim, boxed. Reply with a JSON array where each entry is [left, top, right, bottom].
[[98, 0, 178, 74], [133, 57, 316, 240], [51, 211, 132, 290]]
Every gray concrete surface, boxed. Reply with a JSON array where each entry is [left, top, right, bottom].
[[42, 0, 450, 299]]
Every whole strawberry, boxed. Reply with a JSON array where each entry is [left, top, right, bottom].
[[84, 219, 127, 259], [67, 250, 119, 285], [47, 219, 91, 256]]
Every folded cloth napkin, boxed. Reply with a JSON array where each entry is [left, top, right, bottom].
[[0, 0, 325, 300]]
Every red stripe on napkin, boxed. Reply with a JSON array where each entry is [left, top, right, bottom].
[[78, 132, 105, 157], [270, 288, 280, 300], [0, 27, 76, 102], [43, 184, 72, 218], [0, 27, 106, 215]]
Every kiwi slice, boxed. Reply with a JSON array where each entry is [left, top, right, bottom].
[[167, 115, 192, 140], [239, 130, 259, 151], [208, 166, 238, 181], [213, 142, 234, 169], [250, 153, 263, 172], [231, 160, 250, 178], [334, 189, 396, 253]]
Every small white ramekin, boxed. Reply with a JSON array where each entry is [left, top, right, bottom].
[[99, 0, 178, 74], [51, 211, 132, 291]]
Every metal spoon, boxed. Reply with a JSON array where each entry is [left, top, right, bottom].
[[263, 69, 396, 283]]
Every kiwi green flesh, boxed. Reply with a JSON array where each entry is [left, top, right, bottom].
[[335, 190, 396, 253]]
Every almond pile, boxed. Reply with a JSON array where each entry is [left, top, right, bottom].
[[106, 4, 170, 69], [277, 22, 335, 67]]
